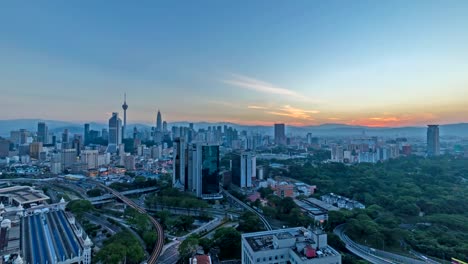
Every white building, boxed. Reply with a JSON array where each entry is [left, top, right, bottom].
[[242, 227, 341, 264]]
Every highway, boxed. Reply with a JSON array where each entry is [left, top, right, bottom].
[[97, 183, 165, 264], [334, 224, 434, 264], [334, 224, 395, 264], [221, 188, 272, 231]]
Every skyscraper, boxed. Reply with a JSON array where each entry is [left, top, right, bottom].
[[232, 152, 256, 188], [156, 110, 162, 132], [84, 123, 90, 145], [427, 125, 440, 156], [201, 145, 220, 196], [274, 123, 286, 146], [122, 93, 128, 139], [173, 137, 187, 189], [37, 122, 48, 144], [108, 112, 122, 146]]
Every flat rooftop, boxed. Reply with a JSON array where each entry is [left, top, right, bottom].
[[243, 228, 341, 260], [294, 200, 327, 215], [0, 186, 49, 206], [305, 198, 339, 211]]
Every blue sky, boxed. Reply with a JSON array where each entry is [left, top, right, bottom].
[[1, 1, 468, 126]]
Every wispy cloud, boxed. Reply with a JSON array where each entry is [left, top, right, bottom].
[[248, 105, 268, 109], [266, 105, 320, 120], [223, 73, 306, 99]]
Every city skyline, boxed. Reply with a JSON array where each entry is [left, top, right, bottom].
[[2, 1, 468, 126]]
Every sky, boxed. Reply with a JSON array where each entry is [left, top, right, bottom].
[[1, 1, 468, 127]]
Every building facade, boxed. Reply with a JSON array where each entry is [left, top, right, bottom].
[[274, 124, 286, 146], [242, 227, 341, 264]]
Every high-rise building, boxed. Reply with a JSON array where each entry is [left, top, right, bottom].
[[232, 152, 256, 188], [427, 125, 440, 156], [274, 123, 286, 146], [173, 137, 187, 189], [81, 149, 99, 169], [29, 142, 43, 159], [124, 155, 136, 171], [162, 121, 168, 132], [62, 129, 70, 143], [122, 93, 128, 139], [190, 144, 220, 197], [101, 129, 108, 140], [0, 139, 10, 158], [61, 148, 77, 171], [108, 112, 122, 146], [202, 145, 220, 195], [84, 123, 90, 145], [156, 110, 162, 132], [37, 122, 48, 144]]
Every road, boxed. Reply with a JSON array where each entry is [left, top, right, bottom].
[[157, 241, 180, 264], [96, 183, 165, 264], [334, 225, 395, 264], [221, 188, 272, 231], [334, 224, 435, 264]]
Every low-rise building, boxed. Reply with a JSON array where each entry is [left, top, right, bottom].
[[242, 227, 341, 264]]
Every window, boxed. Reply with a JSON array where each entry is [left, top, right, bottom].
[[257, 258, 260, 262], [269, 256, 272, 261]]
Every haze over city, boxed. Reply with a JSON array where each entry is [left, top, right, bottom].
[[2, 1, 468, 127]]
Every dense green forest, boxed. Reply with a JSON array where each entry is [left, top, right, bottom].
[[283, 155, 468, 261]]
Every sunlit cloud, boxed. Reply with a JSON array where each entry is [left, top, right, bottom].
[[223, 73, 306, 99], [266, 105, 319, 120], [248, 105, 268, 109]]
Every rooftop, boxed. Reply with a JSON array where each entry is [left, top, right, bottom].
[[22, 210, 85, 264], [0, 186, 49, 206], [243, 227, 340, 260]]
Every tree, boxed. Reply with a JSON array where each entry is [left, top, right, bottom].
[[66, 200, 93, 218], [238, 212, 264, 232], [95, 231, 145, 264], [179, 235, 199, 261], [213, 228, 241, 260], [174, 215, 194, 232], [86, 188, 103, 197]]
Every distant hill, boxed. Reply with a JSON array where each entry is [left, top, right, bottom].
[[0, 119, 467, 138]]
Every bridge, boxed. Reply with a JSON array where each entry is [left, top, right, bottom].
[[96, 183, 164, 264], [88, 186, 159, 204], [221, 188, 272, 231]]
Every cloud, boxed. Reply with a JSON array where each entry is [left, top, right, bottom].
[[223, 73, 306, 99], [248, 105, 268, 109], [266, 105, 320, 120]]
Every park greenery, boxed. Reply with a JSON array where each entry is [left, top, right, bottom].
[[66, 199, 94, 219], [277, 155, 468, 261], [124, 207, 158, 252], [145, 187, 209, 210], [94, 230, 145, 264]]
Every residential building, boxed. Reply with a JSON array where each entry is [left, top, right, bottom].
[[81, 150, 99, 170], [29, 142, 43, 160]]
